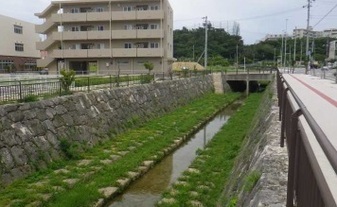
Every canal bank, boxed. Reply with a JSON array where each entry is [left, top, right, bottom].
[[0, 93, 241, 207], [218, 77, 288, 207]]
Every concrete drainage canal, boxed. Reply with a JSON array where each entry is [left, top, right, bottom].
[[106, 101, 242, 207]]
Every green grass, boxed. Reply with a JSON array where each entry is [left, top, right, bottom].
[[157, 93, 264, 207], [244, 170, 261, 192], [0, 92, 240, 207]]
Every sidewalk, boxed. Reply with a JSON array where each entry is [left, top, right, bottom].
[[282, 74, 337, 148], [282, 73, 337, 204]]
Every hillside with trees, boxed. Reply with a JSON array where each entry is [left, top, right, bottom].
[[173, 26, 335, 67]]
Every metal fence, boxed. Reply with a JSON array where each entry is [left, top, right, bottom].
[[0, 71, 211, 103], [277, 69, 337, 207]]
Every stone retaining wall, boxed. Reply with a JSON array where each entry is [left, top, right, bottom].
[[0, 76, 214, 185]]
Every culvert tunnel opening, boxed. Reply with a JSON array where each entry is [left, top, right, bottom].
[[226, 81, 269, 93]]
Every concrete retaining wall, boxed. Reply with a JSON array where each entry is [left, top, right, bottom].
[[0, 76, 214, 185]]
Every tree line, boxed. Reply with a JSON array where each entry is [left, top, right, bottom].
[[174, 26, 336, 67]]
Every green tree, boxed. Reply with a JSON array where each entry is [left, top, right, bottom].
[[144, 61, 154, 74], [60, 69, 75, 94]]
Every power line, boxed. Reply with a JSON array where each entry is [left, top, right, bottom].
[[312, 3, 337, 28], [173, 6, 303, 23], [226, 7, 303, 22]]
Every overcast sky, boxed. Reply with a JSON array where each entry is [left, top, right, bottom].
[[1, 0, 336, 44]]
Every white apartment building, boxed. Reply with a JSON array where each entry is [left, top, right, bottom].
[[0, 14, 40, 72], [35, 0, 174, 75]]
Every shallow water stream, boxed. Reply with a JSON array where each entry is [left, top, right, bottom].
[[107, 102, 241, 207]]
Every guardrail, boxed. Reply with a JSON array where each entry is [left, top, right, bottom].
[[0, 71, 211, 103], [277, 69, 337, 207]]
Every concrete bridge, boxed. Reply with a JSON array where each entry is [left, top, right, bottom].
[[224, 72, 274, 81], [277, 70, 337, 207], [212, 72, 274, 94]]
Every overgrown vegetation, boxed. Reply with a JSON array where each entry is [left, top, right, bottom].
[[60, 69, 76, 94], [18, 94, 39, 103], [243, 170, 261, 193], [144, 61, 154, 74], [0, 93, 240, 207], [157, 93, 264, 207], [59, 139, 82, 160]]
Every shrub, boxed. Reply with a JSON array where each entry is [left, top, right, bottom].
[[60, 69, 75, 94], [18, 94, 39, 103], [59, 139, 81, 160], [144, 61, 154, 74]]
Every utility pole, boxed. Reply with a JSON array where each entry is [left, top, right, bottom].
[[281, 34, 284, 68], [284, 19, 288, 68], [203, 16, 208, 70], [294, 34, 297, 62], [305, 0, 315, 74], [236, 44, 239, 74]]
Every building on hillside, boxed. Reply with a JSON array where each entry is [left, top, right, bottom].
[[322, 29, 337, 39], [0, 14, 40, 73], [35, 0, 174, 75], [262, 34, 284, 42], [292, 27, 323, 39], [261, 27, 337, 43]]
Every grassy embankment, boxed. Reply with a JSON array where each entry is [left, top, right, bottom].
[[157, 93, 264, 207], [0, 92, 240, 207]]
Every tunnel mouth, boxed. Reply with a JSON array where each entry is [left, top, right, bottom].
[[227, 81, 270, 93]]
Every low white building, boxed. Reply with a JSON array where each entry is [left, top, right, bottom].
[[0, 14, 40, 72]]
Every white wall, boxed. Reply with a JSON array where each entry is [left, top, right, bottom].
[[0, 14, 40, 58]]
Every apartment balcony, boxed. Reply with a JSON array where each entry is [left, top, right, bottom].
[[35, 18, 56, 34], [137, 48, 163, 57], [137, 29, 163, 38], [53, 49, 88, 58], [37, 57, 54, 68], [136, 10, 164, 20], [87, 12, 111, 21], [36, 37, 56, 50], [59, 13, 87, 23], [111, 11, 137, 21], [49, 10, 163, 24], [113, 48, 137, 57], [88, 49, 110, 58], [52, 48, 163, 59], [88, 31, 111, 40], [111, 30, 136, 39]]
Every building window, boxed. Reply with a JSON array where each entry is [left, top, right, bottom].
[[124, 24, 133, 30], [15, 43, 24, 52], [24, 62, 37, 70], [71, 26, 80, 31], [150, 42, 159, 48], [97, 25, 104, 31], [96, 7, 104, 12], [14, 25, 23, 34], [150, 24, 159, 30], [123, 6, 132, 11], [97, 43, 105, 49], [124, 43, 132, 48], [71, 8, 80, 13], [150, 5, 159, 10], [0, 60, 14, 70]]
